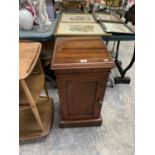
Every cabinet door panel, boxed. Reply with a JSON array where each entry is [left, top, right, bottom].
[[57, 72, 109, 120], [67, 80, 97, 117]]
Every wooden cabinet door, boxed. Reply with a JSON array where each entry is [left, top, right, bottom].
[[57, 72, 109, 121]]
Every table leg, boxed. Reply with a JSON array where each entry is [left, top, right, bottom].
[[114, 42, 135, 84]]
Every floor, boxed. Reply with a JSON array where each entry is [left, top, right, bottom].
[[19, 41, 135, 155]]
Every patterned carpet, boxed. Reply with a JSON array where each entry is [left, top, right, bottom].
[[20, 41, 135, 155]]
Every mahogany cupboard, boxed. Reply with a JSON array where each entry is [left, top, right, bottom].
[[51, 37, 115, 127]]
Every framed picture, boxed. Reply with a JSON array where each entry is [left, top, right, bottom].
[[61, 0, 86, 12], [60, 13, 96, 23], [62, 0, 84, 1], [106, 0, 121, 7], [55, 22, 111, 36], [94, 13, 122, 23], [100, 22, 134, 34]]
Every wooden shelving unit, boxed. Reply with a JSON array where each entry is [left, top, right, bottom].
[[19, 96, 53, 140], [19, 74, 45, 105], [19, 41, 54, 141]]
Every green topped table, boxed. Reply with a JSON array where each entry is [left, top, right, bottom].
[[19, 17, 59, 41], [19, 15, 135, 85]]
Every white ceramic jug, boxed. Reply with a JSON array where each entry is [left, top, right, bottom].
[[19, 9, 34, 30]]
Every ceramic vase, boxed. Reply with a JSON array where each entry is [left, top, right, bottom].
[[19, 9, 34, 30]]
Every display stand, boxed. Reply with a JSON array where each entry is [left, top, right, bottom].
[[19, 41, 54, 141]]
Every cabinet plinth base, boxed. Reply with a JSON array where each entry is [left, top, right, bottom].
[[60, 116, 102, 128]]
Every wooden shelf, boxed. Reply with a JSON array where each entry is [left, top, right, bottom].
[[19, 42, 42, 80], [19, 74, 45, 105], [19, 96, 54, 141], [19, 41, 54, 141]]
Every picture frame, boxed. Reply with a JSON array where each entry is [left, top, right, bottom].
[[100, 22, 135, 34], [94, 13, 122, 23], [61, 0, 86, 13], [55, 22, 111, 36], [106, 0, 121, 7], [60, 13, 96, 23]]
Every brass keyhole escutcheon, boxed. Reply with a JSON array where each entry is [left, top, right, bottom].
[[98, 99, 103, 107]]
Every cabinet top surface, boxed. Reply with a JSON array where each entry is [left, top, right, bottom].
[[19, 42, 41, 80], [51, 37, 115, 70]]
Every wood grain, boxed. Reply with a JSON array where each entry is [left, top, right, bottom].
[[51, 37, 115, 127], [19, 42, 42, 80], [52, 37, 115, 69], [19, 41, 53, 141]]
